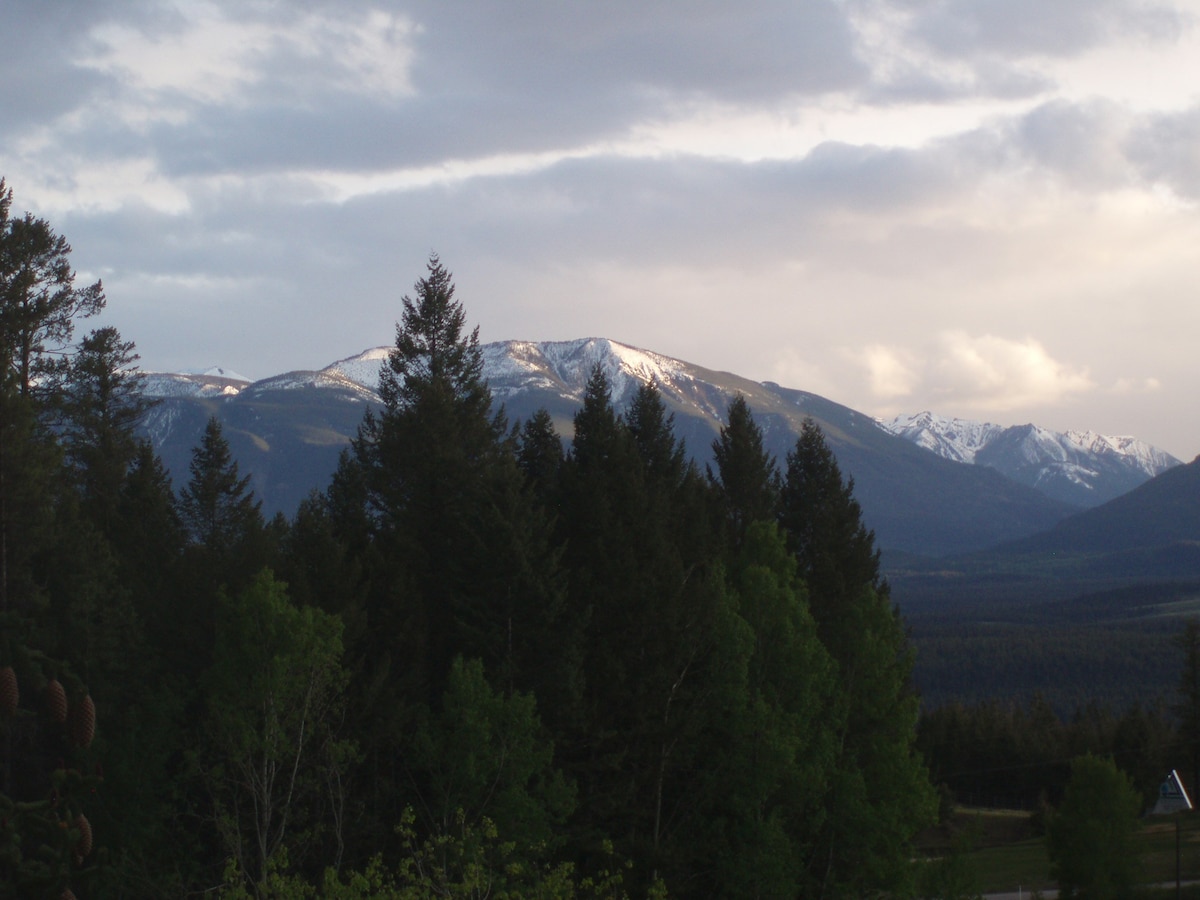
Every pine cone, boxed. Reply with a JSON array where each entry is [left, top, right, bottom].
[[0, 667, 17, 717], [69, 694, 95, 749], [75, 813, 92, 857], [61, 889, 77, 900], [46, 678, 68, 723]]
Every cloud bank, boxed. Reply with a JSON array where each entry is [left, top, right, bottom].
[[3, 0, 1200, 456]]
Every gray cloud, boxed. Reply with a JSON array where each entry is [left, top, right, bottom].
[[905, 0, 1185, 58], [0, 1, 120, 133], [1127, 105, 1200, 199], [1009, 100, 1135, 189], [6, 1, 1200, 458], [33, 1, 869, 179]]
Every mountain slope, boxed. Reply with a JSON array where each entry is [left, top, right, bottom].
[[140, 338, 1077, 558], [1002, 454, 1200, 559], [880, 411, 1180, 507]]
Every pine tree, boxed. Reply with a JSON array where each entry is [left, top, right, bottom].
[[555, 370, 734, 892], [59, 326, 152, 538], [0, 179, 100, 615], [114, 441, 185, 606], [516, 407, 564, 507], [341, 256, 572, 856], [0, 385, 58, 614], [712, 521, 837, 898], [709, 393, 780, 551], [171, 416, 267, 695], [0, 184, 121, 898], [0, 178, 105, 401], [351, 254, 567, 696], [179, 417, 263, 555], [778, 418, 935, 896], [779, 417, 883, 653]]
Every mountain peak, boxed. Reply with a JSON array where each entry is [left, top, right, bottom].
[[879, 412, 1180, 507]]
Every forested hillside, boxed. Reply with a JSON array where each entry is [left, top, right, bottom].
[[0, 187, 941, 898], [10, 181, 1200, 899]]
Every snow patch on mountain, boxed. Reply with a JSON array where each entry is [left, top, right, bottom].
[[881, 412, 1005, 464], [145, 339, 698, 410], [239, 368, 380, 402], [322, 347, 390, 391], [142, 372, 248, 399], [879, 411, 1181, 506], [1063, 430, 1178, 472], [490, 338, 694, 403]]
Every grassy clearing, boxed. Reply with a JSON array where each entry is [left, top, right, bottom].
[[916, 808, 1200, 895]]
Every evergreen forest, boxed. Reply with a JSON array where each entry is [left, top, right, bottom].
[[2, 179, 1199, 899]]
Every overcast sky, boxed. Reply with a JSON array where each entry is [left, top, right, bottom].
[[4, 1, 1200, 458]]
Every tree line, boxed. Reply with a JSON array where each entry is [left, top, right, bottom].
[[0, 178, 943, 898]]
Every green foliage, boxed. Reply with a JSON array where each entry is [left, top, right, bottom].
[[709, 521, 835, 897], [779, 417, 883, 654], [555, 372, 738, 892], [350, 255, 568, 695], [779, 418, 936, 896], [410, 656, 575, 849], [219, 809, 655, 899], [203, 569, 355, 890], [1047, 754, 1144, 899], [916, 827, 984, 900], [516, 407, 564, 501], [0, 226, 963, 896]]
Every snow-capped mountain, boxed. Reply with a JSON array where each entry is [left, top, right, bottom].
[[145, 338, 733, 425], [879, 411, 1180, 508], [145, 338, 1162, 558]]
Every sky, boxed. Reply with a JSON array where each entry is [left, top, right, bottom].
[[4, 1, 1200, 459]]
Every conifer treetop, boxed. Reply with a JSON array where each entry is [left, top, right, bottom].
[[379, 254, 488, 415]]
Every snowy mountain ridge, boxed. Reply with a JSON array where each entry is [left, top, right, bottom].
[[144, 338, 708, 413], [138, 338, 1178, 516], [879, 411, 1180, 507]]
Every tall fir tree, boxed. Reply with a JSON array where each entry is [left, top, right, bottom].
[[340, 255, 572, 854], [179, 416, 263, 556], [0, 178, 102, 615], [515, 407, 564, 508], [173, 416, 266, 690], [0, 180, 106, 900], [556, 371, 735, 893], [708, 393, 780, 552], [779, 417, 883, 654], [59, 326, 152, 539], [0, 178, 105, 401], [714, 521, 837, 898], [778, 417, 935, 897]]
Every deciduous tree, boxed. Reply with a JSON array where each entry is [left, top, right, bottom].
[[202, 570, 354, 889], [1047, 754, 1143, 899]]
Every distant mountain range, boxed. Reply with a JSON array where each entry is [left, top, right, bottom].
[[138, 338, 1178, 563], [879, 411, 1180, 508]]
